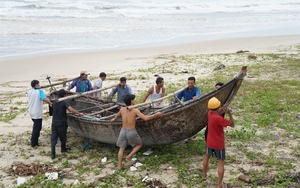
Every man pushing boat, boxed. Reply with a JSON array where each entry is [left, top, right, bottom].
[[110, 94, 163, 169]]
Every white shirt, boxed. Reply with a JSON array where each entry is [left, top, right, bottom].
[[94, 78, 103, 98], [150, 86, 163, 107], [28, 88, 46, 119]]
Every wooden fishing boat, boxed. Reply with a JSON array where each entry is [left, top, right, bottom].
[[49, 66, 247, 146]]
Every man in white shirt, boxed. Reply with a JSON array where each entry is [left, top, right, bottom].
[[28, 80, 52, 147], [142, 77, 165, 107], [93, 72, 107, 100]]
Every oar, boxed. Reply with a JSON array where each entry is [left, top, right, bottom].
[[127, 86, 187, 110], [57, 84, 118, 102], [41, 76, 80, 89]]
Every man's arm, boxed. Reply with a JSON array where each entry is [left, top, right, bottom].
[[110, 110, 122, 122], [107, 87, 117, 100], [142, 87, 153, 103], [196, 87, 201, 98], [38, 89, 52, 106], [93, 85, 99, 97], [174, 91, 183, 103], [135, 109, 163, 121], [127, 85, 133, 94], [67, 106, 83, 116], [43, 98, 52, 106], [226, 109, 235, 127], [161, 87, 165, 98], [67, 80, 76, 91], [87, 81, 93, 91]]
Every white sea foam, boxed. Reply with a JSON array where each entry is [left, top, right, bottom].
[[0, 0, 300, 58]]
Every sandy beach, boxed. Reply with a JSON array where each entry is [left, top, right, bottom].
[[0, 35, 300, 187]]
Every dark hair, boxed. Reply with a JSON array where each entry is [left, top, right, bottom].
[[31, 80, 39, 88], [99, 72, 107, 77], [188, 77, 196, 82], [215, 82, 224, 87], [120, 77, 126, 82], [57, 89, 66, 98], [156, 77, 164, 85], [124, 94, 135, 106]]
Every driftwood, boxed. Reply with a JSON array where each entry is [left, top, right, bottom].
[[41, 76, 80, 89], [127, 86, 187, 109], [7, 162, 57, 176], [57, 84, 118, 102]]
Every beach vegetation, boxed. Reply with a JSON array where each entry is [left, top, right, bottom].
[[1, 46, 300, 187]]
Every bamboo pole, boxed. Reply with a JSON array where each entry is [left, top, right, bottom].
[[127, 86, 187, 109], [41, 76, 80, 89], [57, 84, 118, 102], [87, 105, 119, 116]]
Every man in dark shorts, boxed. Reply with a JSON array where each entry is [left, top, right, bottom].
[[110, 94, 163, 169], [203, 97, 234, 188], [50, 89, 83, 159]]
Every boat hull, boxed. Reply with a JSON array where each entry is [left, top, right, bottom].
[[66, 67, 246, 145]]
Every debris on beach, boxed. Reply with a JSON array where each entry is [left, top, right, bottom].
[[248, 55, 257, 60], [101, 157, 107, 163], [134, 162, 143, 167], [17, 177, 26, 186], [236, 50, 250, 53], [45, 172, 58, 180], [7, 162, 58, 176], [213, 64, 226, 70], [238, 174, 251, 183], [80, 142, 92, 150], [127, 181, 135, 186], [130, 166, 137, 171], [142, 176, 167, 188], [73, 179, 79, 185], [143, 149, 153, 156]]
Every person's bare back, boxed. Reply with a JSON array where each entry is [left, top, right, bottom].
[[110, 94, 163, 169], [119, 107, 138, 130], [113, 106, 163, 130]]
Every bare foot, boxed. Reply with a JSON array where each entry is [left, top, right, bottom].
[[118, 165, 122, 170], [125, 155, 132, 161]]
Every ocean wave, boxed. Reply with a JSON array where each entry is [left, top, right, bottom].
[[14, 4, 43, 9]]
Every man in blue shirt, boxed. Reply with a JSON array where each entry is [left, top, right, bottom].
[[105, 77, 133, 103], [67, 70, 93, 93], [175, 76, 200, 103]]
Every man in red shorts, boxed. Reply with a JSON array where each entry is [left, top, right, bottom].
[[202, 97, 235, 188]]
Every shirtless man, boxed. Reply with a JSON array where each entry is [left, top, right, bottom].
[[110, 94, 163, 169], [142, 77, 165, 107]]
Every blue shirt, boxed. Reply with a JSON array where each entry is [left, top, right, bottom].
[[174, 86, 201, 103], [68, 78, 93, 93], [108, 84, 133, 103]]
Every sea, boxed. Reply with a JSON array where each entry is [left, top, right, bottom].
[[1, 0, 300, 59]]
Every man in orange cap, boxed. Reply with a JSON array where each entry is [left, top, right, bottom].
[[203, 97, 234, 188]]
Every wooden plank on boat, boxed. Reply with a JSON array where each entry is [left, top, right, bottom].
[[41, 76, 80, 88], [57, 84, 118, 102], [87, 105, 119, 116], [127, 86, 187, 110]]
